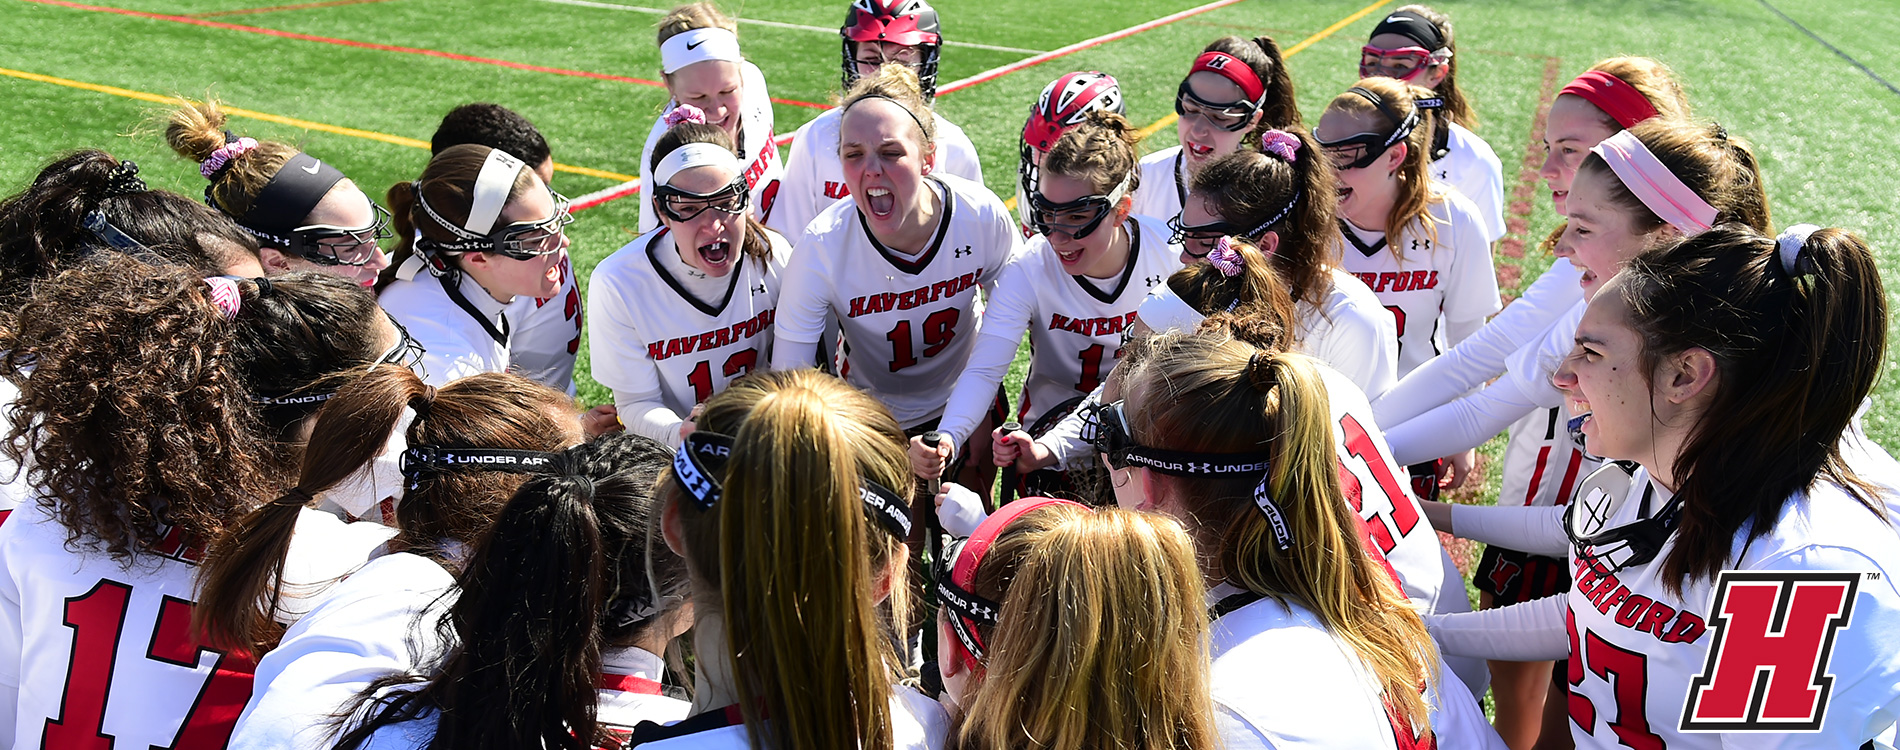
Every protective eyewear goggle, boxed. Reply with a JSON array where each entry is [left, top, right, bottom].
[[1359, 44, 1450, 82], [376, 313, 429, 379], [1167, 213, 1249, 258], [291, 202, 394, 267], [654, 177, 750, 223], [1081, 399, 1138, 468], [1025, 174, 1131, 240], [1563, 460, 1683, 577], [1173, 80, 1263, 133]]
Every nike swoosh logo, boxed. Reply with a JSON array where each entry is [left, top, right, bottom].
[[301, 162, 320, 175], [686, 39, 705, 50]]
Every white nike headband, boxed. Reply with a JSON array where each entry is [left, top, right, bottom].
[[1136, 282, 1204, 333], [661, 27, 744, 75], [465, 149, 526, 236], [653, 143, 744, 189]]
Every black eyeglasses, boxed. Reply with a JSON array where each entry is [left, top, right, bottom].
[[1025, 176, 1129, 240], [1173, 79, 1263, 133], [1167, 214, 1248, 258]]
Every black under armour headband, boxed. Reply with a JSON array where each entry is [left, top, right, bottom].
[[224, 151, 347, 248], [1370, 10, 1445, 50], [672, 431, 914, 539]]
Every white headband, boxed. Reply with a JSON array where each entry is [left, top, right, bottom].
[[1136, 282, 1205, 334], [466, 149, 526, 236], [660, 27, 743, 74], [1590, 130, 1718, 235], [1777, 223, 1821, 276], [318, 407, 417, 521], [653, 143, 744, 188]]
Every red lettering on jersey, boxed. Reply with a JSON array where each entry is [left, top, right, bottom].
[[1048, 310, 1136, 337], [1613, 593, 1652, 628], [1635, 600, 1676, 638], [824, 181, 851, 199], [1573, 557, 1709, 645], [1681, 572, 1859, 731], [1377, 272, 1399, 292], [1424, 270, 1439, 289], [1410, 270, 1430, 291], [744, 137, 772, 188], [149, 525, 206, 564], [845, 271, 983, 319], [646, 308, 778, 361]]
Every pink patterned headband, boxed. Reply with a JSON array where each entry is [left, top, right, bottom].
[[1208, 236, 1244, 277], [200, 137, 259, 179], [1590, 130, 1717, 234], [1259, 129, 1301, 163], [203, 276, 242, 320], [663, 103, 707, 128]]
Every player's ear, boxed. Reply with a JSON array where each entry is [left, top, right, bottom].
[[1257, 230, 1281, 256], [1662, 347, 1718, 406], [258, 247, 296, 274], [661, 494, 690, 558]]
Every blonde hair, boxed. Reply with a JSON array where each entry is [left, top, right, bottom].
[[954, 505, 1217, 750], [670, 369, 910, 750], [1327, 77, 1441, 256], [164, 97, 300, 218], [1043, 110, 1142, 197], [1576, 118, 1771, 235], [841, 63, 938, 151], [1121, 330, 1439, 734], [656, 1, 735, 43]]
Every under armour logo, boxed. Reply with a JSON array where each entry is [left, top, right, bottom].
[[1146, 275, 1163, 287], [1411, 238, 1426, 252], [752, 283, 767, 295], [953, 245, 973, 258]]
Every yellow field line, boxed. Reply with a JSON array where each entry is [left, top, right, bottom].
[[0, 65, 636, 182], [1135, 0, 1396, 139]]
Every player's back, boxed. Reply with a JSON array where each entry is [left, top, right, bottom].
[[0, 500, 255, 749]]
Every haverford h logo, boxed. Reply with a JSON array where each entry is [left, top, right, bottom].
[[1680, 571, 1861, 732]]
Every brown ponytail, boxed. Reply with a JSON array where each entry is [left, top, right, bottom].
[[1192, 129, 1340, 308], [1168, 236, 1301, 351], [164, 97, 301, 219], [194, 366, 578, 652], [1043, 110, 1142, 196], [1201, 35, 1302, 131]]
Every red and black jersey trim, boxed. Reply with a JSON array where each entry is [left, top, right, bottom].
[[1340, 219, 1389, 258], [646, 227, 747, 318], [859, 177, 954, 277], [1070, 216, 1142, 305]]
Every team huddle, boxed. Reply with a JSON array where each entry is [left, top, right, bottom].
[[0, 0, 1897, 748]]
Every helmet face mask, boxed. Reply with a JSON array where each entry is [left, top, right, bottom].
[[840, 0, 943, 99]]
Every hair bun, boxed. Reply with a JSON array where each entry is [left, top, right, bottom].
[[1245, 350, 1278, 392]]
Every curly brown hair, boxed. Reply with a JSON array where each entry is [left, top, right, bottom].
[[1, 257, 277, 561]]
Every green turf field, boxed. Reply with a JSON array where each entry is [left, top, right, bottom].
[[2, 0, 1897, 461]]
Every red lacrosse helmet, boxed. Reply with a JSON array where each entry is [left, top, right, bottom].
[[841, 0, 943, 98], [1017, 71, 1125, 228]]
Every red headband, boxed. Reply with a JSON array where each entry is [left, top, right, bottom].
[[1558, 70, 1659, 129], [1188, 51, 1267, 103], [944, 497, 1089, 673]]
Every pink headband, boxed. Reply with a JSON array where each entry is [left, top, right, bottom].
[[1559, 71, 1658, 129], [203, 276, 242, 320], [1590, 130, 1717, 234], [1259, 129, 1301, 163], [200, 137, 259, 179]]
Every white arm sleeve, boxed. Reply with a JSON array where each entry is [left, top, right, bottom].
[[1382, 368, 1551, 466], [0, 524, 22, 742], [1037, 383, 1104, 468], [587, 269, 685, 444], [768, 228, 833, 371], [1449, 504, 1570, 555], [1425, 594, 1570, 661], [1372, 259, 1583, 427], [617, 394, 685, 447], [937, 261, 1036, 446]]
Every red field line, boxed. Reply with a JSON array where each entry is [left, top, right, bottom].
[[21, 0, 830, 110], [192, 0, 393, 17], [935, 0, 1250, 96]]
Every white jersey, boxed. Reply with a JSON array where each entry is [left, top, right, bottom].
[[1566, 454, 1900, 748], [767, 106, 984, 239], [503, 254, 583, 396], [1210, 588, 1506, 750], [1130, 146, 1187, 225], [993, 215, 1181, 421], [771, 175, 1018, 427], [0, 500, 388, 750], [1296, 269, 1400, 401], [620, 684, 948, 749], [0, 375, 24, 517], [1431, 123, 1505, 243], [1499, 406, 1601, 510], [590, 227, 789, 445], [1338, 191, 1502, 377], [639, 61, 783, 234], [232, 552, 456, 750], [379, 271, 511, 386], [1383, 299, 1582, 466]]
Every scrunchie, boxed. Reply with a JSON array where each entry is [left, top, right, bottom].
[[663, 103, 708, 128], [1776, 223, 1821, 277], [1260, 129, 1302, 163], [1208, 236, 1244, 277], [103, 160, 146, 197], [200, 137, 259, 180], [203, 276, 242, 320]]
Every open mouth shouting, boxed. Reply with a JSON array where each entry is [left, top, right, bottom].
[[865, 186, 896, 218], [698, 239, 733, 270]]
